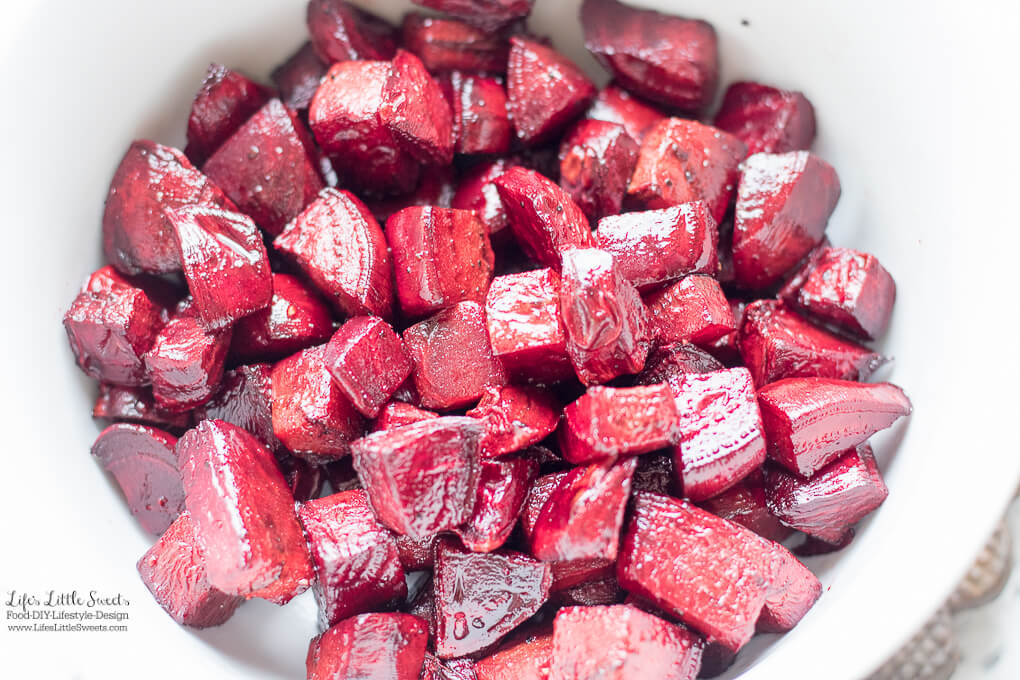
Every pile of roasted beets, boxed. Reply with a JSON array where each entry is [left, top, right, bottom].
[[65, 0, 912, 677]]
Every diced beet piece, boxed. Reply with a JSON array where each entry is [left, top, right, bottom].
[[277, 453, 327, 502], [202, 99, 324, 236], [506, 37, 596, 146], [713, 81, 816, 156], [185, 64, 273, 165], [704, 299, 746, 368], [452, 159, 516, 244], [631, 453, 677, 496], [754, 538, 822, 634], [274, 187, 394, 318], [732, 151, 841, 290], [194, 363, 279, 451], [434, 541, 552, 658], [551, 605, 703, 680], [270, 345, 364, 461], [554, 575, 624, 607], [559, 384, 679, 464], [595, 202, 717, 291], [177, 420, 314, 603], [272, 42, 328, 110], [633, 342, 724, 389], [456, 455, 538, 552], [306, 613, 427, 680], [448, 72, 511, 155], [559, 247, 650, 385], [558, 120, 638, 221], [396, 534, 441, 571], [585, 83, 666, 145], [484, 268, 573, 383], [581, 0, 717, 112], [167, 205, 272, 329], [137, 512, 242, 628], [646, 275, 735, 346], [309, 61, 420, 196], [531, 458, 636, 562], [466, 385, 560, 458], [758, 378, 911, 477], [699, 471, 791, 543], [381, 50, 455, 166], [412, 0, 534, 31], [298, 489, 407, 628], [306, 0, 398, 63], [402, 13, 510, 74], [229, 273, 333, 364], [521, 472, 570, 545], [373, 401, 439, 432], [352, 416, 482, 536], [739, 300, 887, 387], [93, 383, 191, 430], [324, 316, 412, 418], [628, 119, 746, 224], [474, 624, 552, 680], [91, 423, 184, 535], [404, 301, 507, 410], [776, 237, 832, 305]]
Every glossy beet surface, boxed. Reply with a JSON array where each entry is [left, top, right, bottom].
[[447, 72, 511, 155], [185, 63, 272, 165], [633, 342, 724, 389], [646, 275, 736, 346], [381, 50, 455, 165], [412, 0, 534, 31], [452, 159, 517, 243], [373, 401, 439, 432], [466, 385, 560, 458], [93, 383, 191, 431], [193, 363, 279, 451], [456, 455, 538, 552], [713, 81, 816, 156], [474, 624, 553, 680], [402, 13, 510, 74], [558, 119, 639, 220], [306, 612, 427, 680], [324, 316, 412, 418], [229, 273, 333, 363], [699, 471, 792, 543], [271, 42, 327, 111], [422, 654, 479, 680], [585, 84, 665, 145], [306, 0, 398, 63]]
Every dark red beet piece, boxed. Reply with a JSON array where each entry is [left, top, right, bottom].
[[581, 0, 718, 112], [758, 377, 912, 477], [506, 37, 596, 146], [754, 537, 822, 634], [351, 416, 482, 537], [323, 455, 362, 494], [412, 0, 534, 31], [274, 187, 394, 318], [474, 624, 552, 680], [306, 0, 398, 63], [366, 165, 457, 224], [456, 455, 538, 552], [776, 237, 832, 305], [559, 384, 679, 464], [194, 363, 279, 451], [713, 81, 816, 156], [466, 385, 560, 458], [185, 64, 273, 165], [298, 489, 408, 628], [177, 420, 314, 603], [373, 401, 439, 432], [732, 151, 841, 290], [551, 605, 704, 680], [381, 50, 455, 166], [699, 471, 792, 543], [794, 529, 856, 557], [229, 273, 333, 364], [631, 453, 677, 496], [558, 247, 650, 385], [91, 424, 184, 535], [271, 42, 328, 110], [704, 298, 747, 367], [277, 453, 327, 502], [137, 512, 242, 628], [585, 83, 666, 145], [93, 383, 191, 431], [422, 653, 479, 680], [452, 159, 517, 244], [521, 471, 570, 546], [698, 643, 737, 679], [646, 275, 736, 346], [633, 342, 724, 390], [448, 72, 511, 155], [433, 541, 552, 658], [402, 13, 510, 74], [739, 300, 887, 387], [324, 316, 413, 419], [554, 575, 624, 608], [628, 118, 746, 224], [306, 613, 428, 680], [396, 533, 441, 571], [558, 120, 639, 221]]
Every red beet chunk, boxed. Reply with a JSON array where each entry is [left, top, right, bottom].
[[413, 0, 534, 31], [137, 512, 242, 628], [91, 424, 184, 535], [274, 187, 394, 318], [554, 575, 624, 608], [402, 13, 510, 74], [506, 37, 596, 146], [776, 237, 832, 305], [309, 61, 420, 196], [705, 299, 746, 367], [551, 605, 704, 680], [452, 159, 517, 244], [277, 453, 327, 502], [672, 367, 766, 501], [758, 377, 912, 477], [521, 471, 569, 545], [229, 273, 333, 364], [194, 363, 279, 451], [177, 420, 314, 603], [185, 64, 273, 165], [558, 120, 638, 221], [352, 416, 482, 536], [306, 0, 397, 63], [396, 533, 441, 571], [559, 247, 650, 385], [754, 537, 822, 633], [559, 384, 679, 464], [433, 541, 552, 658], [713, 81, 816, 156], [466, 385, 560, 458], [474, 624, 552, 680], [595, 202, 717, 291], [271, 345, 365, 461], [585, 83, 666, 145], [739, 300, 887, 387], [794, 529, 856, 557], [448, 72, 511, 155], [298, 489, 407, 628], [307, 613, 428, 680], [732, 151, 841, 290], [168, 205, 272, 329], [324, 317, 412, 419], [628, 119, 746, 224], [646, 275, 736, 346], [456, 455, 538, 552], [93, 384, 191, 431], [271, 42, 328, 110], [633, 342, 724, 389], [381, 50, 455, 165], [404, 301, 507, 411], [373, 401, 439, 432], [699, 471, 791, 543]]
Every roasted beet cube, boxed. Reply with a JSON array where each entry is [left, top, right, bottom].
[[699, 471, 791, 543], [558, 120, 639, 220], [628, 119, 746, 224], [306, 0, 397, 63], [306, 613, 428, 680], [466, 385, 560, 458], [551, 605, 703, 680], [506, 37, 596, 146], [739, 300, 886, 386], [776, 237, 832, 305], [229, 273, 334, 363], [448, 72, 511, 155], [324, 317, 412, 419], [202, 99, 324, 236], [452, 159, 517, 244], [559, 384, 679, 464], [351, 416, 482, 536], [646, 275, 736, 346], [381, 50, 455, 165], [373, 401, 439, 432], [271, 42, 328, 110], [559, 247, 650, 385], [585, 83, 666, 145], [185, 63, 273, 165], [595, 202, 717, 291], [412, 0, 534, 31], [194, 363, 279, 451], [177, 420, 314, 603], [404, 301, 507, 410], [633, 342, 724, 389], [298, 489, 407, 628], [758, 377, 912, 477], [402, 13, 510, 74], [274, 187, 394, 318], [582, 0, 717, 112], [456, 454, 538, 552], [713, 81, 816, 156], [520, 471, 569, 545], [434, 541, 552, 658], [732, 151, 841, 290], [474, 624, 552, 680], [137, 512, 242, 628], [93, 383, 191, 431]]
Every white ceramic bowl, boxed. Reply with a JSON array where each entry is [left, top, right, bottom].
[[1, 1, 1018, 678]]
